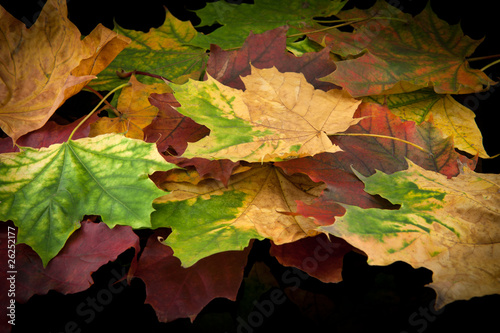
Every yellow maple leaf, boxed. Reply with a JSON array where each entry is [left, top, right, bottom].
[[0, 0, 130, 143], [89, 76, 171, 140]]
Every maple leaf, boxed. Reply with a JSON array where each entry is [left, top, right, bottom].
[[276, 103, 476, 224], [191, 0, 347, 49], [0, 134, 174, 266], [0, 0, 130, 143], [366, 89, 489, 158], [143, 92, 210, 155], [12, 220, 139, 302], [322, 160, 500, 309], [309, 1, 495, 96], [270, 234, 353, 283], [143, 92, 241, 186], [89, 11, 208, 91], [171, 66, 361, 162], [66, 24, 131, 96], [89, 76, 171, 140], [152, 163, 325, 267], [132, 229, 252, 322], [206, 26, 337, 91]]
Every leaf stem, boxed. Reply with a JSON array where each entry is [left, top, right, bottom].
[[332, 133, 432, 155], [312, 17, 367, 24], [287, 16, 407, 38], [68, 83, 131, 141], [84, 85, 121, 117], [481, 58, 500, 72], [116, 69, 172, 83], [467, 53, 500, 62]]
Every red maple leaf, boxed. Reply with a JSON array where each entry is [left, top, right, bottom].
[[1, 220, 139, 303], [132, 228, 252, 322], [270, 234, 353, 283], [206, 26, 337, 91], [0, 113, 98, 153], [143, 93, 210, 156]]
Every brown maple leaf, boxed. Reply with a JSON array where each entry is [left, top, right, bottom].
[[0, 0, 130, 143]]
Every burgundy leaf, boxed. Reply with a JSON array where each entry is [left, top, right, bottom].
[[13, 220, 139, 303], [132, 228, 252, 322]]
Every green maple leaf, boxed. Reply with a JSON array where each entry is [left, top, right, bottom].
[[0, 134, 174, 266], [191, 0, 347, 49], [89, 11, 208, 91]]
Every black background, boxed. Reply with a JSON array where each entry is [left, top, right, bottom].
[[1, 0, 499, 332]]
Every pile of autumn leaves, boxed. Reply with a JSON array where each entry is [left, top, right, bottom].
[[1, 0, 499, 324]]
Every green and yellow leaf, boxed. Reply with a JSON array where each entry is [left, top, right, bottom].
[[89, 11, 208, 91], [322, 160, 500, 309], [171, 66, 361, 162], [152, 164, 325, 267], [0, 134, 175, 266]]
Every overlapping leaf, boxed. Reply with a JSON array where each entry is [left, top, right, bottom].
[[132, 229, 252, 322], [276, 103, 476, 224], [153, 158, 245, 188], [143, 92, 210, 155], [0, 134, 174, 266], [0, 0, 498, 319], [89, 11, 208, 91], [308, 1, 495, 96], [322, 161, 500, 308], [143, 92, 242, 185], [0, 113, 98, 153], [14, 220, 139, 302], [89, 76, 170, 139], [0, 0, 129, 143], [206, 26, 337, 91], [152, 164, 325, 267], [270, 234, 353, 283], [366, 89, 489, 158], [191, 0, 347, 49], [171, 66, 361, 162]]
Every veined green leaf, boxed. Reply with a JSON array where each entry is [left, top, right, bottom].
[[191, 0, 347, 49], [89, 11, 208, 91], [0, 134, 175, 266]]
